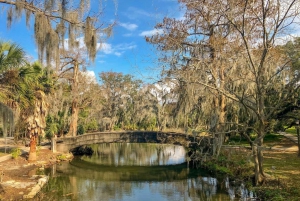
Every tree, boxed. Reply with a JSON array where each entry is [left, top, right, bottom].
[[0, 41, 27, 100], [147, 0, 300, 185], [1, 1, 116, 155], [1, 0, 115, 65], [99, 72, 142, 130], [0, 41, 28, 138], [147, 0, 236, 154], [145, 80, 176, 131], [17, 62, 53, 161]]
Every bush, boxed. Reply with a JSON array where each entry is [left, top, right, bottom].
[[77, 124, 85, 135], [200, 148, 254, 182], [85, 119, 98, 132], [11, 148, 21, 159]]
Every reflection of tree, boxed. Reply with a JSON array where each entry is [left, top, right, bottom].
[[81, 143, 186, 166], [153, 177, 229, 201], [41, 163, 233, 201]]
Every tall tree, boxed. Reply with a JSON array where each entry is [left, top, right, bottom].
[[147, 0, 300, 185], [1, 1, 116, 139], [0, 41, 26, 101], [99, 72, 142, 130], [0, 41, 27, 138], [18, 62, 53, 161], [1, 0, 115, 65]]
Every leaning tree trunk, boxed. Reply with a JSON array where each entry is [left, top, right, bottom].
[[252, 119, 266, 185], [26, 91, 48, 162]]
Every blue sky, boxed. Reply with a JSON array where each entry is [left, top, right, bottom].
[[0, 0, 183, 83]]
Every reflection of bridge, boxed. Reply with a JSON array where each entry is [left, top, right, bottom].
[[52, 131, 212, 153]]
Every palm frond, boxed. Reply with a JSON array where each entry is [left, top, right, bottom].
[[0, 41, 27, 72]]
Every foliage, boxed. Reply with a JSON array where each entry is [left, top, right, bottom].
[[11, 148, 21, 159], [45, 115, 59, 140], [77, 124, 85, 135], [84, 119, 98, 132], [99, 71, 144, 130], [1, 0, 116, 64], [226, 133, 284, 145], [285, 127, 297, 135], [138, 117, 157, 131], [146, 0, 300, 185], [201, 148, 254, 181]]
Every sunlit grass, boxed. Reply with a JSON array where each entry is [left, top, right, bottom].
[[285, 127, 297, 135], [225, 133, 284, 146], [262, 149, 300, 200]]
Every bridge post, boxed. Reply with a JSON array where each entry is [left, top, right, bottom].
[[51, 136, 57, 153]]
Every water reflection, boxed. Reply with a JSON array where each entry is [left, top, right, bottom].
[[80, 143, 186, 166], [40, 162, 232, 201], [225, 177, 256, 201], [37, 143, 244, 201]]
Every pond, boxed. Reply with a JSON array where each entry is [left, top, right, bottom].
[[38, 143, 253, 201]]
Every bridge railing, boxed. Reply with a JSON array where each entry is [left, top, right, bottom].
[[52, 131, 213, 153]]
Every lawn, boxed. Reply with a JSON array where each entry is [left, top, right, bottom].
[[224, 133, 300, 200], [260, 147, 300, 201], [285, 127, 298, 135]]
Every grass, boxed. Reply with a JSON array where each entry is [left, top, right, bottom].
[[285, 127, 298, 135], [225, 133, 284, 146], [256, 149, 300, 201], [221, 134, 300, 200]]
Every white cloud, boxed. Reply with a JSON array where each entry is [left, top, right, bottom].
[[123, 33, 133, 37], [82, 70, 97, 84], [124, 7, 153, 19], [98, 43, 113, 54], [114, 52, 122, 57], [98, 42, 137, 57], [61, 37, 137, 58], [139, 29, 163, 37], [119, 22, 138, 31]]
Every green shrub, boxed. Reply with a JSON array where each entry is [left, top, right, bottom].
[[11, 148, 21, 159], [85, 119, 98, 132], [77, 124, 85, 135]]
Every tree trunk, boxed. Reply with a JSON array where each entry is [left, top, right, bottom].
[[68, 100, 79, 136], [253, 119, 266, 185], [216, 94, 226, 156], [253, 143, 265, 185], [297, 127, 300, 157], [26, 91, 48, 162], [67, 61, 79, 137], [28, 134, 37, 162]]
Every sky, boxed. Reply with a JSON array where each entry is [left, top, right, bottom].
[[0, 0, 183, 83]]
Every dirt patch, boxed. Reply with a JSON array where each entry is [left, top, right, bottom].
[[0, 148, 58, 200], [265, 136, 298, 152]]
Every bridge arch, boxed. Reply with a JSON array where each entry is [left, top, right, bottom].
[[53, 131, 212, 153]]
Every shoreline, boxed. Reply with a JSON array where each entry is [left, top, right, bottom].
[[0, 144, 69, 200]]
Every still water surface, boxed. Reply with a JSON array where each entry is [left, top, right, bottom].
[[40, 143, 243, 201]]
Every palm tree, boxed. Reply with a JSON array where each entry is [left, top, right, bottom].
[[0, 41, 53, 161], [17, 62, 53, 161], [0, 41, 26, 72], [0, 41, 26, 138]]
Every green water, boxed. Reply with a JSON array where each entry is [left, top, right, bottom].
[[39, 143, 236, 201]]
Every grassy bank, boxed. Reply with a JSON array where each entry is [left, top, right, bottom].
[[201, 134, 300, 200], [255, 149, 300, 200]]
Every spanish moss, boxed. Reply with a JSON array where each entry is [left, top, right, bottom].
[[6, 6, 12, 29], [0, 102, 14, 137]]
